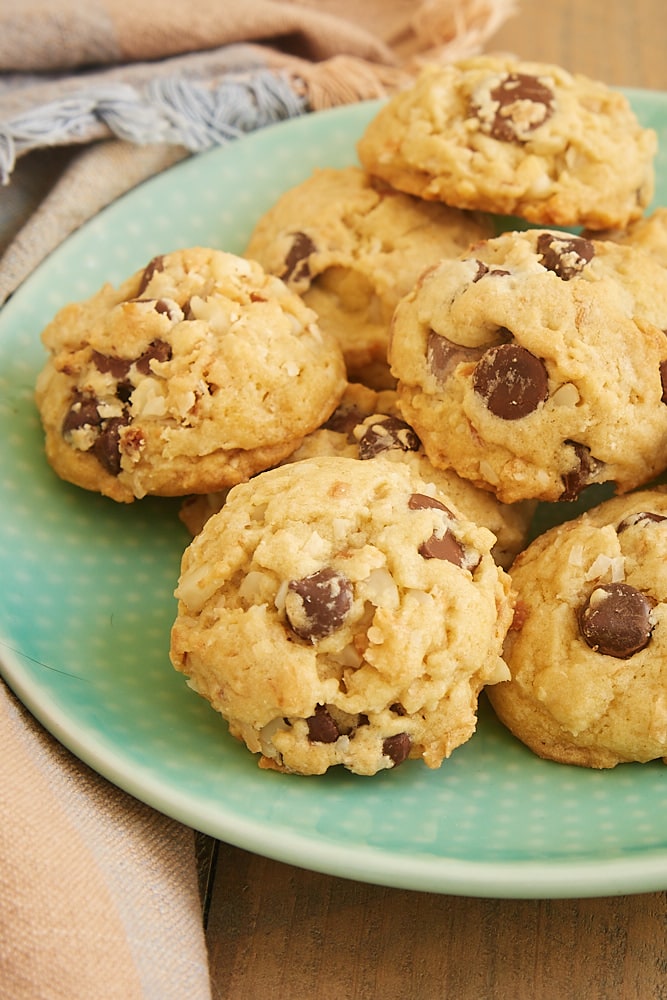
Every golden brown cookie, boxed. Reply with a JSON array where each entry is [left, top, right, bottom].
[[170, 456, 514, 775], [389, 229, 667, 503], [35, 247, 346, 502], [357, 55, 656, 230], [489, 489, 667, 768], [244, 165, 493, 387]]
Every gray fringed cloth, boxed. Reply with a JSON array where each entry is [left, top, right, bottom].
[[0, 0, 517, 303], [0, 3, 516, 998]]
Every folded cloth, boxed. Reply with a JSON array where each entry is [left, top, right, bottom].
[[0, 681, 211, 1000], [0, 0, 517, 303], [0, 3, 516, 998]]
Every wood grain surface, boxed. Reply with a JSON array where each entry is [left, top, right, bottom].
[[205, 3, 667, 997]]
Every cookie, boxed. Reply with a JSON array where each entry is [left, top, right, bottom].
[[179, 383, 535, 567], [592, 207, 667, 269], [389, 229, 667, 503], [244, 166, 493, 388], [357, 55, 656, 230], [35, 247, 347, 503], [488, 489, 667, 768], [170, 455, 514, 776]]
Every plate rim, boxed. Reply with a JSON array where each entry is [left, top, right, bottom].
[[2, 90, 667, 899]]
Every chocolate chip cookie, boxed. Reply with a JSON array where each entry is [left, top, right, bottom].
[[35, 247, 347, 502], [179, 383, 535, 567], [244, 166, 493, 388], [170, 455, 514, 775], [489, 489, 667, 767], [593, 207, 667, 268], [389, 229, 667, 503], [357, 55, 656, 230]]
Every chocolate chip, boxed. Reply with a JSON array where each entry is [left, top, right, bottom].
[[357, 415, 421, 459], [472, 343, 549, 419], [137, 254, 165, 295], [91, 351, 132, 380], [116, 381, 133, 404], [474, 72, 555, 142], [408, 493, 479, 569], [322, 400, 366, 437], [62, 393, 102, 434], [390, 702, 407, 716], [285, 567, 353, 642], [91, 415, 129, 476], [578, 582, 654, 658], [408, 493, 453, 515], [382, 732, 412, 767], [660, 360, 667, 404], [617, 511, 667, 532], [427, 330, 486, 384], [306, 705, 340, 744], [281, 231, 316, 285], [473, 260, 511, 280], [536, 232, 595, 280], [135, 338, 172, 375], [560, 442, 604, 501]]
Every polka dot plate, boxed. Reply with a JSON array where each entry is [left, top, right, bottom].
[[2, 94, 667, 899]]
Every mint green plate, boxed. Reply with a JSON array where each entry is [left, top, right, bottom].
[[2, 94, 667, 899]]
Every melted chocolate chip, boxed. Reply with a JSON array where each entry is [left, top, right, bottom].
[[419, 531, 467, 565], [357, 415, 420, 459], [578, 582, 654, 658], [560, 442, 604, 501], [617, 511, 667, 532], [135, 339, 173, 375], [281, 231, 316, 285], [285, 567, 353, 642], [382, 732, 412, 767], [91, 351, 132, 380], [116, 381, 133, 404], [91, 415, 129, 476], [62, 393, 102, 434], [473, 261, 511, 280], [475, 72, 555, 142], [408, 493, 479, 569], [472, 343, 549, 419], [427, 330, 486, 384], [322, 401, 366, 437], [660, 360, 667, 404], [137, 254, 166, 296], [306, 706, 340, 744], [536, 232, 595, 280], [408, 493, 452, 515]]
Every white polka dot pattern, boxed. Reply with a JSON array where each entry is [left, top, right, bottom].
[[1, 98, 667, 897]]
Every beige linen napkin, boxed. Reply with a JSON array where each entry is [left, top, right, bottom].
[[0, 0, 517, 303], [0, 3, 516, 998]]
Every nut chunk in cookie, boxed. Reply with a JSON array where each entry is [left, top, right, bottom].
[[389, 229, 667, 504], [357, 55, 656, 230], [35, 247, 347, 503], [488, 490, 667, 768], [170, 456, 514, 776]]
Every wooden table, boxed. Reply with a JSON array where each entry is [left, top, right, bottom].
[[203, 3, 667, 997]]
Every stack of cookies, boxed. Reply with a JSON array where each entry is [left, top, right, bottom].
[[34, 54, 667, 774]]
